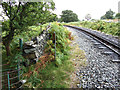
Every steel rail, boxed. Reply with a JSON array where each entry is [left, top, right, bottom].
[[65, 25, 120, 57]]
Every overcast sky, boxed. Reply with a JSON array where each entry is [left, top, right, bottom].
[[53, 0, 120, 20], [0, 0, 119, 20]]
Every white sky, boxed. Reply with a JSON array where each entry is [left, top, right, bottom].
[[0, 0, 119, 20], [53, 0, 120, 20]]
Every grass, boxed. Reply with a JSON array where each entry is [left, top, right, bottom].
[[68, 40, 87, 88], [2, 24, 47, 70], [23, 55, 74, 88], [22, 36, 87, 88], [1, 24, 45, 89], [1, 22, 87, 89], [64, 20, 120, 36]]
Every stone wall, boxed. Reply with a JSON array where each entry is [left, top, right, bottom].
[[22, 27, 50, 64]]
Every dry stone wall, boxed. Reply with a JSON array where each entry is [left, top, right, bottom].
[[22, 28, 50, 64]]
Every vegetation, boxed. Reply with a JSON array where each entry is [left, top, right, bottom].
[[1, 1, 55, 56], [65, 20, 120, 36], [60, 10, 79, 23], [1, 1, 82, 89], [23, 57, 74, 88], [115, 13, 120, 19], [46, 23, 73, 65], [69, 42, 86, 88], [22, 34, 87, 89], [21, 22, 75, 88], [2, 25, 46, 72], [49, 13, 58, 22], [2, 21, 78, 88], [101, 9, 115, 19], [2, 1, 118, 89]]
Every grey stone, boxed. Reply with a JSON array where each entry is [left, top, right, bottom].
[[24, 48, 36, 54], [31, 44, 39, 48], [76, 73, 79, 76], [23, 30, 49, 63], [73, 59, 75, 61], [76, 84, 80, 87], [35, 51, 40, 57], [103, 51, 114, 55], [94, 42, 101, 45], [82, 80, 85, 83], [24, 53, 36, 59], [25, 41, 34, 46], [66, 27, 119, 88], [98, 46, 106, 49]]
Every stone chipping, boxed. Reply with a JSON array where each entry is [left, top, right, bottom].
[[66, 27, 120, 89]]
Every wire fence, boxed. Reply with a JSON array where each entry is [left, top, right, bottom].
[[0, 60, 24, 90], [0, 25, 53, 89], [0, 38, 24, 90]]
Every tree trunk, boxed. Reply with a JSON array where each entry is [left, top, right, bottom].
[[3, 30, 14, 56], [3, 40, 12, 56]]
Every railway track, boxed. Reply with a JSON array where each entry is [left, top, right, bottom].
[[65, 26, 120, 88], [65, 25, 120, 62]]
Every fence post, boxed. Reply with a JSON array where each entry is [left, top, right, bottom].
[[17, 61, 20, 81], [19, 38, 23, 51], [40, 25, 42, 31], [7, 72, 10, 90], [54, 32, 56, 61]]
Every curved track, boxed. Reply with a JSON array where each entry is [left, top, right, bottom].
[[65, 25, 120, 62]]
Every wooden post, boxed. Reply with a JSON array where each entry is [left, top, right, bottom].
[[19, 38, 23, 51], [54, 32, 56, 61], [40, 25, 42, 31], [17, 62, 20, 80], [7, 72, 10, 90]]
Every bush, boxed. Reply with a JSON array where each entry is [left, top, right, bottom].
[[45, 22, 72, 66], [66, 20, 119, 36]]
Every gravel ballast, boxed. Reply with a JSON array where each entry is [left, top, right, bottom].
[[66, 27, 120, 89]]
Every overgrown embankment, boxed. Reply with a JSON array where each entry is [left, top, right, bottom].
[[65, 20, 120, 37], [2, 22, 86, 88], [21, 22, 75, 88]]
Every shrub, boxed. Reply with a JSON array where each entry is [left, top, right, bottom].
[[45, 22, 72, 66]]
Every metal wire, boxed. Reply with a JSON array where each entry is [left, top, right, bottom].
[[1, 71, 23, 89], [0, 74, 5, 77], [0, 63, 9, 66], [7, 68, 22, 74], [0, 64, 17, 67], [3, 69, 22, 76], [9, 72, 23, 80], [1, 83, 8, 87], [0, 68, 16, 72], [1, 67, 18, 73], [0, 78, 8, 82], [16, 84, 23, 90], [10, 80, 21, 86]]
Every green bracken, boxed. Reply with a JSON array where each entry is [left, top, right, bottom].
[[66, 20, 120, 36]]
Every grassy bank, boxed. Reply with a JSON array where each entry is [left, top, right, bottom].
[[21, 22, 74, 88], [21, 22, 86, 88], [2, 22, 87, 88], [64, 20, 120, 37]]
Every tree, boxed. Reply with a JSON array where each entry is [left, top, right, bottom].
[[85, 14, 91, 20], [115, 13, 120, 19], [105, 9, 115, 19], [101, 15, 106, 20], [1, 1, 55, 56], [48, 13, 58, 22], [60, 10, 79, 23], [100, 9, 115, 19]]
